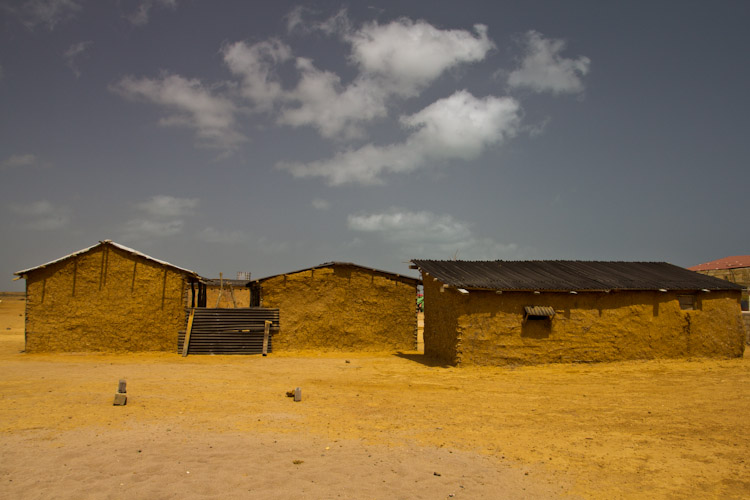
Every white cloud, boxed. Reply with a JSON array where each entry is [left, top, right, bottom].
[[347, 19, 494, 97], [12, 0, 82, 30], [348, 208, 519, 260], [197, 226, 250, 244], [124, 0, 178, 26], [122, 218, 184, 239], [63, 40, 92, 78], [507, 31, 590, 94], [222, 39, 292, 112], [10, 200, 71, 230], [136, 195, 198, 217], [110, 74, 245, 150], [277, 58, 388, 139], [277, 90, 520, 185], [225, 14, 495, 139], [121, 195, 197, 240], [311, 198, 330, 210], [1, 153, 42, 170]]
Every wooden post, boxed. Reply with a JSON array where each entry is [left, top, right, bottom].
[[262, 320, 271, 356], [229, 284, 237, 308], [182, 308, 196, 357], [131, 261, 137, 294], [161, 269, 167, 310], [72, 259, 77, 297]]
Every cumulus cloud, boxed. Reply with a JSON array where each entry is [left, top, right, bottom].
[[348, 208, 519, 260], [136, 195, 198, 217], [222, 39, 292, 112], [110, 74, 245, 150], [278, 90, 520, 185], [507, 30, 590, 94], [123, 0, 178, 26], [120, 195, 197, 240], [63, 41, 92, 78], [346, 19, 494, 97], [10, 200, 71, 230], [224, 14, 495, 139], [10, 0, 82, 30]]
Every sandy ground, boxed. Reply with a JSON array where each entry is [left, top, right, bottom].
[[1, 293, 748, 499]]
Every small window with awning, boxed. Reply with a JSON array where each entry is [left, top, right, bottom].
[[524, 306, 555, 321]]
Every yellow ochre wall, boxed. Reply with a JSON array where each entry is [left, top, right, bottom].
[[24, 245, 190, 352], [205, 286, 251, 308], [258, 266, 417, 351], [423, 274, 745, 366]]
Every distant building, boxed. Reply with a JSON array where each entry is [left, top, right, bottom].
[[204, 278, 251, 308], [250, 262, 421, 352], [689, 256, 750, 310], [410, 260, 745, 366], [14, 240, 203, 352]]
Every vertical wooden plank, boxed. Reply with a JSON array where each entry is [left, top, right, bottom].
[[229, 284, 237, 308], [182, 308, 195, 357], [131, 261, 137, 294], [71, 258, 77, 297], [161, 269, 167, 310], [102, 246, 109, 288], [99, 246, 106, 291], [191, 281, 196, 308], [262, 320, 271, 356]]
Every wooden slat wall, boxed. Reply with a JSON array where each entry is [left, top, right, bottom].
[[178, 308, 280, 355]]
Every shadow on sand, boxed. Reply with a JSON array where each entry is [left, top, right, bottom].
[[393, 352, 453, 368]]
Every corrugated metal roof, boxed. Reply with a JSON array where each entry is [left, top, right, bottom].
[[252, 261, 421, 286], [688, 255, 750, 271], [410, 260, 743, 292], [14, 240, 203, 280]]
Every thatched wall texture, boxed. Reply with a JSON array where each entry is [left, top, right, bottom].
[[205, 286, 251, 308], [257, 265, 417, 351], [423, 277, 744, 366], [23, 245, 191, 352]]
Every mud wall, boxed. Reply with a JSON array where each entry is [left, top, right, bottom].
[[743, 312, 750, 344], [423, 282, 744, 366], [205, 286, 251, 308], [258, 266, 417, 351], [24, 245, 189, 352], [422, 274, 460, 363]]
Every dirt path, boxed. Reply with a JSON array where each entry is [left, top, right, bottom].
[[1, 295, 748, 498]]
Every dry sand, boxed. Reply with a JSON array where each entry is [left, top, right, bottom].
[[1, 293, 748, 499]]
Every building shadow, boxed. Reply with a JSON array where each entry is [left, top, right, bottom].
[[393, 352, 454, 368]]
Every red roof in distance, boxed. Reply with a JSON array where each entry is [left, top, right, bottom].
[[689, 256, 750, 271]]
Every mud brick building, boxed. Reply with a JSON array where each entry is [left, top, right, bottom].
[[411, 260, 745, 366], [249, 262, 421, 352], [14, 240, 203, 352]]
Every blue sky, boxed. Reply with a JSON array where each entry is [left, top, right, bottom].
[[2, 0, 748, 290]]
